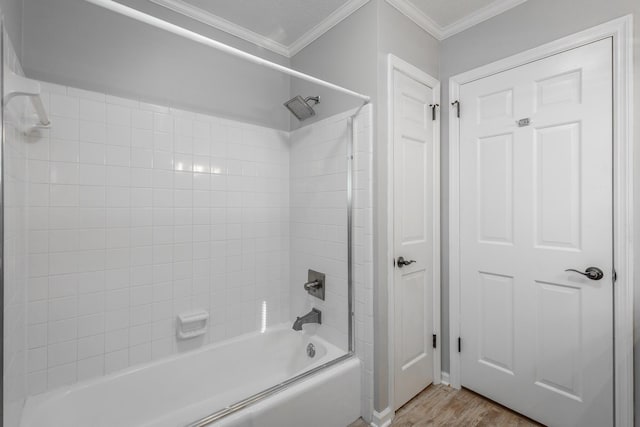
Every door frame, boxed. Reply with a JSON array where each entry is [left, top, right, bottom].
[[448, 16, 634, 426], [386, 54, 441, 413]]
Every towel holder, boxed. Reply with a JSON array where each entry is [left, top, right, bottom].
[[3, 66, 51, 130]]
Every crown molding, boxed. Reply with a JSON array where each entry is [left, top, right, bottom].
[[440, 0, 528, 38], [148, 0, 290, 56], [148, 0, 371, 58], [288, 0, 370, 56], [385, 0, 444, 39], [385, 0, 527, 40]]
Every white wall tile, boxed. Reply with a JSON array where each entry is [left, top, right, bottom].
[[48, 319, 77, 344], [47, 362, 77, 389], [132, 128, 153, 149], [132, 149, 153, 168], [77, 355, 104, 381], [79, 121, 106, 145], [79, 99, 106, 123], [28, 324, 47, 349], [106, 104, 131, 127], [48, 297, 77, 321], [153, 113, 172, 133], [28, 347, 47, 373], [27, 301, 48, 325], [48, 274, 78, 298], [49, 162, 79, 185], [27, 277, 48, 301], [106, 145, 130, 167], [104, 349, 128, 374], [77, 292, 105, 317], [77, 334, 104, 360], [51, 119, 79, 142], [47, 341, 77, 367], [77, 314, 105, 338], [132, 110, 153, 130], [105, 309, 129, 332], [50, 94, 79, 119], [107, 125, 131, 147], [105, 329, 129, 353], [24, 83, 301, 398]]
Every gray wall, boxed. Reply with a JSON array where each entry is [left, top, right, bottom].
[[291, 0, 440, 412], [290, 1, 378, 128], [1, 0, 21, 60], [21, 0, 291, 129], [439, 0, 640, 420]]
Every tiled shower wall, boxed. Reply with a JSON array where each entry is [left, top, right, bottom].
[[289, 105, 374, 421], [3, 33, 29, 427], [19, 80, 374, 424], [24, 83, 291, 394], [290, 113, 351, 350]]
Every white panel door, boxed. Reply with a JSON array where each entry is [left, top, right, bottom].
[[459, 39, 613, 426], [392, 70, 436, 409]]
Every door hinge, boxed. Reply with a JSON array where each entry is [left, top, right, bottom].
[[432, 334, 437, 349], [451, 100, 460, 118], [458, 337, 462, 353], [613, 269, 617, 282], [429, 103, 439, 121]]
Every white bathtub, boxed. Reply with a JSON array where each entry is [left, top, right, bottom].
[[20, 326, 361, 427]]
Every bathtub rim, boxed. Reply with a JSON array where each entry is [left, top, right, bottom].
[[20, 324, 342, 415], [186, 351, 356, 427]]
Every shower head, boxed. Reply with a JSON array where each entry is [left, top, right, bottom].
[[284, 95, 320, 121]]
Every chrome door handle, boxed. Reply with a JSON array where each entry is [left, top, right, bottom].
[[565, 267, 604, 281], [397, 257, 416, 268]]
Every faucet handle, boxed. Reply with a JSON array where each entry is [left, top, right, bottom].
[[304, 280, 320, 291], [304, 270, 326, 301]]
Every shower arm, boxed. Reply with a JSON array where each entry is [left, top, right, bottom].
[[84, 0, 371, 104], [304, 96, 320, 105]]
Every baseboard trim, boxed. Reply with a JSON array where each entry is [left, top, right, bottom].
[[441, 372, 450, 386], [370, 407, 394, 427]]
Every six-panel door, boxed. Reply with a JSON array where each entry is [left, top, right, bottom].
[[459, 39, 614, 426]]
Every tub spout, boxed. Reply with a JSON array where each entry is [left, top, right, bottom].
[[292, 308, 322, 331]]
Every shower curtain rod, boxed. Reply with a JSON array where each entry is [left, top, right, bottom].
[[84, 0, 371, 104]]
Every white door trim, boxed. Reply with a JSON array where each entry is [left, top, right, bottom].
[[448, 16, 634, 426], [387, 53, 441, 412]]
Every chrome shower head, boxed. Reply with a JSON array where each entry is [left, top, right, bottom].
[[284, 95, 320, 121]]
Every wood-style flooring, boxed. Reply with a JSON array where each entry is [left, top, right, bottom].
[[348, 384, 543, 426]]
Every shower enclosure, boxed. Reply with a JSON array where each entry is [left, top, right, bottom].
[[1, 2, 374, 426]]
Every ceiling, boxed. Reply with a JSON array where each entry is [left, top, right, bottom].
[[411, 0, 498, 26], [183, 0, 348, 46], [147, 0, 527, 57]]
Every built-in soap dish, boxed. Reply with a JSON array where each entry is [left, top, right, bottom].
[[176, 309, 209, 340]]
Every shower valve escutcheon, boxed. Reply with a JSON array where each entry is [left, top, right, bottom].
[[303, 269, 325, 300]]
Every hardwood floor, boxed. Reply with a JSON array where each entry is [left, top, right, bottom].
[[348, 384, 542, 426]]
